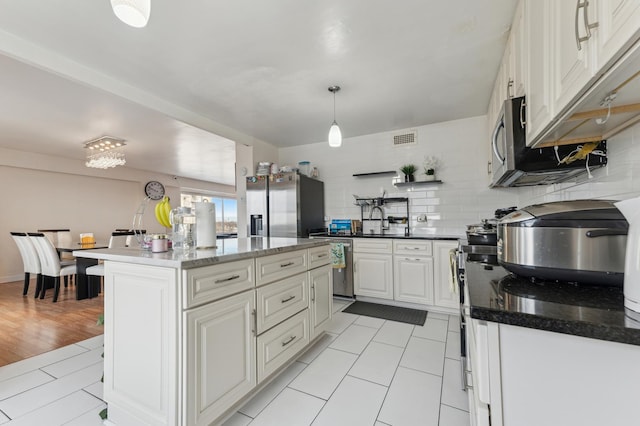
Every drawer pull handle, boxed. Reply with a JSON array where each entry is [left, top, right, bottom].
[[281, 295, 295, 303], [317, 253, 328, 258], [281, 335, 296, 347], [251, 309, 257, 337], [214, 274, 240, 284], [280, 262, 294, 268]]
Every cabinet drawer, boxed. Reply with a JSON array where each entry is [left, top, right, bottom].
[[308, 244, 331, 269], [393, 240, 433, 256], [183, 259, 254, 309], [256, 249, 308, 286], [353, 238, 393, 254], [257, 309, 310, 383], [256, 272, 308, 334]]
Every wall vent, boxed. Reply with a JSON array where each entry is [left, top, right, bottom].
[[393, 131, 417, 147]]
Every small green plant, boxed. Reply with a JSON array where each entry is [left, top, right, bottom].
[[423, 156, 440, 176], [400, 164, 417, 175]]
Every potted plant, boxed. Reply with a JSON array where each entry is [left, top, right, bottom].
[[400, 164, 417, 182], [422, 156, 440, 181]]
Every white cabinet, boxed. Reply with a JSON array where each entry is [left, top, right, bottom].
[[393, 240, 434, 305], [255, 272, 308, 334], [433, 240, 459, 310], [551, 0, 599, 118], [597, 0, 640, 69], [525, 0, 553, 146], [353, 238, 394, 300], [309, 264, 332, 339], [184, 291, 256, 426]]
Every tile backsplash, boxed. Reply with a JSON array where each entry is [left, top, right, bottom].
[[277, 115, 640, 236]]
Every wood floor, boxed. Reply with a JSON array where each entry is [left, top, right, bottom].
[[0, 278, 104, 367]]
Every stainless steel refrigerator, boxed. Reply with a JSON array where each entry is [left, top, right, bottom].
[[246, 172, 325, 238]]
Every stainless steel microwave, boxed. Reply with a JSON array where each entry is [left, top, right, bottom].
[[489, 96, 607, 187]]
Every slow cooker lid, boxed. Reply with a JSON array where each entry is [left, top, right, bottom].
[[500, 200, 628, 228]]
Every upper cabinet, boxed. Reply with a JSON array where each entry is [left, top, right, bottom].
[[494, 0, 640, 148]]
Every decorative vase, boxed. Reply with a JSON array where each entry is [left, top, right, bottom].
[[405, 174, 415, 182], [424, 174, 436, 181]]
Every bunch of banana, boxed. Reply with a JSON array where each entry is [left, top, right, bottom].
[[154, 196, 172, 228]]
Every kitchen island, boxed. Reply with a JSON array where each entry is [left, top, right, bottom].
[[76, 237, 332, 426], [462, 257, 640, 426]]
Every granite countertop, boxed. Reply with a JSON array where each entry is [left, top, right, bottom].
[[310, 232, 462, 240], [74, 237, 329, 269], [464, 259, 640, 346]]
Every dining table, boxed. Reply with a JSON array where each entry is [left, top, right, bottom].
[[56, 242, 108, 300]]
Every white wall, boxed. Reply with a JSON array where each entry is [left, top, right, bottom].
[[1, 147, 234, 283], [278, 116, 520, 236]]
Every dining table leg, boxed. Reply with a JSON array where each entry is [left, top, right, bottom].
[[75, 257, 100, 300]]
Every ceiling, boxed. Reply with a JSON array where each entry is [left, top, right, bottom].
[[0, 0, 517, 185]]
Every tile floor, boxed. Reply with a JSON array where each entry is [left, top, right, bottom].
[[0, 299, 469, 426]]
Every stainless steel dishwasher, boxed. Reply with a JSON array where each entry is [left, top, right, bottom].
[[310, 235, 354, 298]]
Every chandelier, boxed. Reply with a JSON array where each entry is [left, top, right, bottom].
[[84, 136, 127, 169]]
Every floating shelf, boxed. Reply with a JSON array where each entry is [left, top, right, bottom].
[[353, 171, 397, 177], [393, 180, 443, 188]]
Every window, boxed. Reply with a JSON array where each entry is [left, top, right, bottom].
[[181, 194, 238, 235]]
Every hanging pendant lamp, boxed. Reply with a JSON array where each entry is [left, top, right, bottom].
[[111, 0, 151, 28], [328, 85, 342, 147]]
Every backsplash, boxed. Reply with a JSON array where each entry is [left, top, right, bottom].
[[278, 116, 520, 236]]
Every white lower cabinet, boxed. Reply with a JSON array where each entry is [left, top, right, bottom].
[[184, 291, 256, 426], [393, 256, 434, 305], [309, 264, 333, 339], [257, 309, 309, 382], [433, 240, 459, 310], [353, 252, 394, 299]]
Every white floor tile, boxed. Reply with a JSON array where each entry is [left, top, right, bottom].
[[448, 315, 461, 332], [325, 311, 359, 334], [428, 312, 450, 321], [375, 422, 391, 426], [354, 316, 386, 329], [329, 325, 377, 355], [0, 344, 88, 382], [6, 390, 103, 426], [439, 404, 471, 426], [348, 342, 404, 386], [0, 411, 8, 424], [41, 347, 104, 378], [413, 317, 449, 342], [312, 376, 387, 426], [332, 299, 353, 314], [297, 333, 336, 364], [74, 335, 105, 350], [0, 362, 102, 418], [400, 337, 446, 376], [378, 367, 442, 426], [249, 388, 324, 426], [0, 370, 54, 401], [372, 321, 414, 348], [445, 331, 461, 360], [239, 361, 306, 418], [221, 411, 252, 426], [289, 348, 357, 400], [83, 381, 104, 400], [63, 403, 107, 426], [441, 359, 469, 412]]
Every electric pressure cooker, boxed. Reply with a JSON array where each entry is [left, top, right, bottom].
[[497, 200, 628, 285]]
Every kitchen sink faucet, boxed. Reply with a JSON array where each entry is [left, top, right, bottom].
[[369, 205, 388, 235]]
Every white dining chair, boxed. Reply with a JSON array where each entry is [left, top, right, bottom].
[[85, 231, 133, 291], [28, 233, 77, 302], [10, 232, 43, 297]]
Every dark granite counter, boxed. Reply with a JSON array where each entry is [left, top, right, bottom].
[[464, 258, 640, 346]]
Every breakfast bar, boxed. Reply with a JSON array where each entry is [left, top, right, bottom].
[[77, 237, 332, 426]]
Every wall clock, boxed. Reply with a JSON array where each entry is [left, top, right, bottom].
[[144, 181, 165, 200]]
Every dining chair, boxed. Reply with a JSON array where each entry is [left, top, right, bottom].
[[28, 233, 77, 302], [10, 232, 43, 297], [85, 231, 134, 291]]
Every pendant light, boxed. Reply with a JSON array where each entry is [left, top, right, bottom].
[[111, 0, 151, 28], [328, 85, 342, 147]]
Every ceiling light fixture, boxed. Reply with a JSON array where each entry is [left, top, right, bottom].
[[84, 136, 127, 169], [110, 0, 151, 28], [328, 85, 342, 147]]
